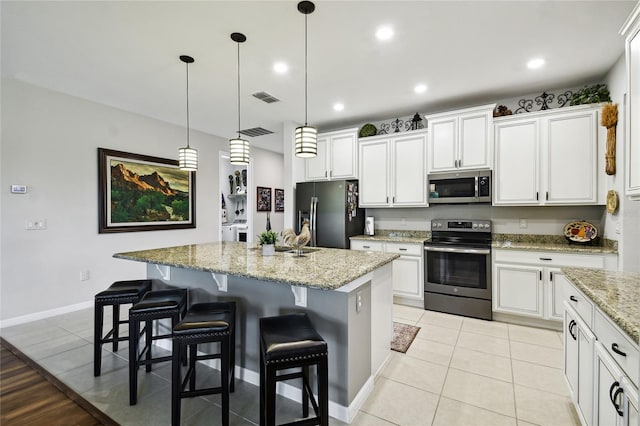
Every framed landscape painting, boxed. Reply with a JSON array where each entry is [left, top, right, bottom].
[[98, 148, 196, 233]]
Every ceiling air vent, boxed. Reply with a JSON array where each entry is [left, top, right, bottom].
[[239, 127, 274, 137], [252, 91, 280, 104]]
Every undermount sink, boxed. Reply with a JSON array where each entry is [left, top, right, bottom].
[[274, 246, 320, 254]]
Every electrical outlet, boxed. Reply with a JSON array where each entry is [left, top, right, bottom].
[[519, 219, 528, 229], [615, 222, 621, 234], [400, 217, 407, 227], [356, 291, 363, 313], [80, 270, 90, 281], [26, 219, 47, 230]]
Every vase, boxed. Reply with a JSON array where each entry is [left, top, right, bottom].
[[262, 244, 275, 256]]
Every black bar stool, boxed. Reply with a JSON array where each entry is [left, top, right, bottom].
[[171, 301, 236, 426], [94, 279, 152, 376], [259, 313, 329, 426], [128, 288, 188, 405]]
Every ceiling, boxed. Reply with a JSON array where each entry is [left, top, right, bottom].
[[2, 1, 636, 154]]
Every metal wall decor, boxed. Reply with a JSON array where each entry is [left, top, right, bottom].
[[514, 90, 574, 114], [377, 113, 425, 135]]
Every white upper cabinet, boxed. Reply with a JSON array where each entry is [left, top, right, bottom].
[[494, 105, 600, 206], [426, 104, 495, 172], [304, 128, 358, 181], [622, 3, 640, 199], [359, 130, 428, 207]]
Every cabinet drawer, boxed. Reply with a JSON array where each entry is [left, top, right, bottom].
[[494, 250, 605, 269], [595, 310, 639, 388], [350, 240, 384, 252], [563, 280, 594, 328], [385, 242, 422, 256]]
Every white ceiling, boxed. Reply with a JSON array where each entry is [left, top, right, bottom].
[[2, 1, 636, 154]]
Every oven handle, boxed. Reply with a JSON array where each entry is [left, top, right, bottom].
[[424, 246, 491, 255]]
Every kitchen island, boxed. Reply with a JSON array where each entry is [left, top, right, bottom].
[[114, 242, 399, 423]]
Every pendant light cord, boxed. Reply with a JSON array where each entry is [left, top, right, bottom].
[[185, 61, 190, 148], [304, 12, 308, 126], [237, 41, 241, 139]]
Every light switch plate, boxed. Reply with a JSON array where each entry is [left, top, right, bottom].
[[11, 185, 27, 194]]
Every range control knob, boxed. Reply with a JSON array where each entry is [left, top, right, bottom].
[[484, 223, 490, 229], [472, 223, 478, 229]]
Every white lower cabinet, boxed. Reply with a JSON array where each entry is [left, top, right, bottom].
[[594, 343, 639, 426], [492, 250, 616, 322], [351, 239, 424, 304], [563, 278, 639, 426], [494, 264, 543, 317], [565, 303, 596, 426]]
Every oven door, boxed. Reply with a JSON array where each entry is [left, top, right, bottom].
[[424, 245, 492, 300]]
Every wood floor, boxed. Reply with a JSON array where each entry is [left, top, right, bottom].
[[0, 338, 117, 425]]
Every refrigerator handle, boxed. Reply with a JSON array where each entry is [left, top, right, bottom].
[[310, 196, 318, 247]]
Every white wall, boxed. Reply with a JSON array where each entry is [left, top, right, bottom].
[[605, 54, 640, 272], [366, 205, 606, 236], [251, 148, 285, 235], [0, 79, 283, 322]]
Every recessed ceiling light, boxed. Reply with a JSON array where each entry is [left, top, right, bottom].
[[273, 62, 289, 74], [333, 103, 344, 112], [414, 84, 427, 94], [376, 26, 393, 41], [527, 58, 545, 69]]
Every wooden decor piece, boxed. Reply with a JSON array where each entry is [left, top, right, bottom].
[[601, 103, 618, 175]]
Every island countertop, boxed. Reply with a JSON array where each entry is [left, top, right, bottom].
[[562, 267, 640, 344], [114, 242, 399, 291]]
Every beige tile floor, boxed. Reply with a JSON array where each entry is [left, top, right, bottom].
[[353, 304, 580, 426], [0, 304, 580, 426]]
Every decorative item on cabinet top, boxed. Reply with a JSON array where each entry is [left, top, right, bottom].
[[358, 123, 377, 138], [606, 190, 619, 214], [601, 103, 618, 175], [373, 113, 426, 135], [493, 105, 513, 117], [564, 220, 598, 244]]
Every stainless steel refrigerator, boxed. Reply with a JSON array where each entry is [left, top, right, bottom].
[[295, 180, 364, 249]]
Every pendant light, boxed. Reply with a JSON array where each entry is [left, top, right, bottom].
[[229, 32, 250, 165], [295, 1, 317, 158], [178, 55, 197, 171]]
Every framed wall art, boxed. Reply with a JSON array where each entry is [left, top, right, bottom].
[[274, 188, 284, 212], [256, 186, 271, 212], [98, 148, 196, 233]]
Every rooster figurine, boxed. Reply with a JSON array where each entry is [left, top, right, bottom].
[[281, 220, 311, 256]]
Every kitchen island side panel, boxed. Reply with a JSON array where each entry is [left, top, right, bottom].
[[146, 263, 367, 407]]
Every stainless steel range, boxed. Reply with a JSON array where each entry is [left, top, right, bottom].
[[424, 219, 492, 320]]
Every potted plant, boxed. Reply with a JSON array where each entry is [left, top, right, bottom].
[[570, 84, 611, 106], [258, 230, 278, 256]]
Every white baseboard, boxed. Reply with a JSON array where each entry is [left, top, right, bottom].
[[0, 300, 93, 329]]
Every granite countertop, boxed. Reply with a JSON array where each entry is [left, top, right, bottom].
[[562, 268, 640, 344], [351, 230, 430, 244], [492, 233, 618, 254], [114, 242, 399, 291]]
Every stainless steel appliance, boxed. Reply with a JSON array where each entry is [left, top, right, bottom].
[[428, 170, 491, 204], [296, 180, 364, 249], [424, 219, 492, 320]]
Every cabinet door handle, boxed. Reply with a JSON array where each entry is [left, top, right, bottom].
[[329, 170, 332, 177], [611, 343, 627, 357], [549, 271, 553, 281], [399, 248, 407, 251], [569, 296, 578, 302], [610, 383, 624, 417], [363, 245, 370, 249], [386, 196, 389, 203], [546, 191, 549, 201], [539, 271, 542, 281], [539, 257, 553, 261], [536, 192, 539, 200], [325, 171, 328, 178], [568, 320, 577, 340]]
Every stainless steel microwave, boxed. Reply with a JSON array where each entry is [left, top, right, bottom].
[[428, 170, 491, 204]]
